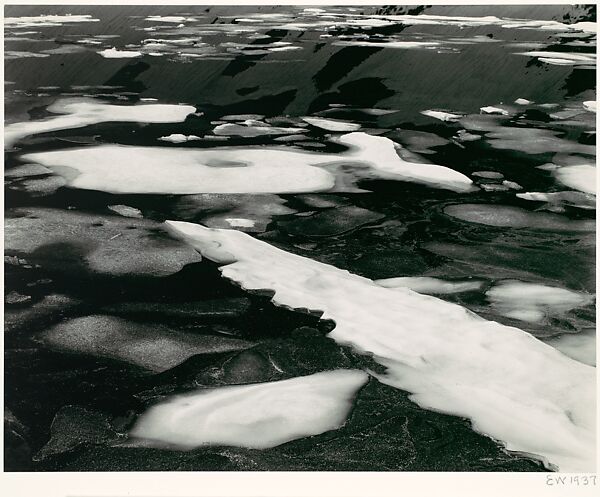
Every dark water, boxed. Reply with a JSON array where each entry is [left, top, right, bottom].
[[4, 5, 596, 472]]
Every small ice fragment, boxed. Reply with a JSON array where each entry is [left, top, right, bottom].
[[502, 180, 522, 190], [421, 110, 462, 122], [480, 106, 509, 115], [107, 205, 143, 218], [301, 116, 361, 132], [97, 47, 142, 58], [472, 171, 504, 179], [514, 98, 532, 105], [158, 134, 201, 143], [583, 101, 597, 112], [224, 218, 256, 228]]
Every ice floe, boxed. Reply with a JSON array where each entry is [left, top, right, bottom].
[[480, 106, 509, 116], [517, 191, 596, 212], [514, 98, 532, 105], [337, 132, 474, 192], [516, 51, 596, 67], [130, 369, 368, 448], [5, 207, 201, 277], [544, 330, 596, 367], [484, 127, 595, 155], [41, 315, 254, 372], [22, 132, 474, 193], [158, 134, 201, 143], [333, 40, 439, 49], [5, 98, 196, 148], [107, 205, 143, 219], [97, 47, 143, 58], [554, 165, 597, 194], [145, 16, 195, 23], [486, 281, 593, 324], [375, 277, 484, 295], [301, 117, 361, 132], [583, 101, 597, 112], [444, 204, 594, 232], [213, 123, 306, 137], [421, 110, 462, 122], [4, 14, 99, 28], [165, 221, 596, 472]]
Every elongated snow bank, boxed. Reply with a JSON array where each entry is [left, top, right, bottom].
[[21, 132, 474, 194], [130, 370, 368, 449], [5, 98, 196, 148], [165, 221, 595, 472]]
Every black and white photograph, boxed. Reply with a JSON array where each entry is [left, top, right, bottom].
[[2, 0, 597, 494]]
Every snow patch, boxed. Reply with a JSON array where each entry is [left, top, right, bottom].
[[130, 370, 368, 448]]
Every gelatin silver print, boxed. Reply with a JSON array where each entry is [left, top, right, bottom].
[[3, 2, 596, 480]]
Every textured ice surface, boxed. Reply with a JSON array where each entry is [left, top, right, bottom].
[[486, 280, 593, 323], [4, 207, 201, 277], [165, 221, 596, 472], [5, 98, 195, 148], [41, 315, 254, 372], [130, 369, 368, 448], [444, 204, 594, 232], [375, 277, 484, 295], [22, 132, 474, 193]]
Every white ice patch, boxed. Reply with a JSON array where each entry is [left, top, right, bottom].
[[486, 281, 593, 324], [97, 47, 143, 58], [5, 98, 196, 148], [130, 369, 368, 449], [514, 98, 532, 105], [165, 221, 596, 472], [213, 123, 306, 137], [301, 117, 361, 132], [22, 132, 474, 193], [4, 14, 99, 28], [480, 106, 510, 116], [583, 101, 597, 112], [375, 277, 484, 295], [517, 51, 596, 66], [158, 134, 201, 143], [544, 330, 596, 367], [333, 40, 439, 49], [107, 205, 143, 219], [421, 110, 463, 122], [517, 191, 596, 211], [224, 218, 256, 228], [145, 16, 195, 23], [554, 165, 597, 194]]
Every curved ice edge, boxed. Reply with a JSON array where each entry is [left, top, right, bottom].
[[164, 220, 596, 473]]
